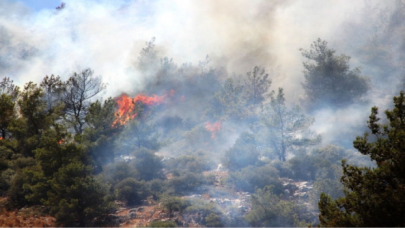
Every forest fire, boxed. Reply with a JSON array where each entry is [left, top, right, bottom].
[[133, 94, 165, 105], [205, 121, 222, 139], [113, 91, 173, 126], [113, 94, 137, 126]]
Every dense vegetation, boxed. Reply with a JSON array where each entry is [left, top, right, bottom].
[[319, 92, 405, 227], [0, 30, 403, 227]]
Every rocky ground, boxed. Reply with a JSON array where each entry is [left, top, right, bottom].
[[0, 198, 56, 227], [113, 203, 178, 227], [0, 169, 317, 227]]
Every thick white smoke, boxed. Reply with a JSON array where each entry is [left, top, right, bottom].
[[0, 0, 371, 95], [0, 0, 400, 148]]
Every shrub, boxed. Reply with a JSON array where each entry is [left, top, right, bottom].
[[116, 178, 149, 206], [185, 199, 224, 227], [131, 148, 163, 181], [148, 179, 166, 196], [227, 165, 283, 193], [223, 133, 261, 171], [148, 220, 177, 227], [161, 196, 190, 217], [166, 172, 206, 195], [102, 161, 139, 186], [165, 154, 211, 173]]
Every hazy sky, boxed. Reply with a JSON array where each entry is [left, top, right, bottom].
[[1, 0, 368, 97], [12, 0, 62, 11]]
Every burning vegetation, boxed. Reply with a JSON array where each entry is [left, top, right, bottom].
[[113, 91, 174, 126], [1, 1, 405, 227], [205, 121, 222, 139], [114, 94, 137, 126]]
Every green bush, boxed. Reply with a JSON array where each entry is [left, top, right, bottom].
[[161, 196, 190, 217], [11, 157, 36, 170], [270, 160, 294, 178], [131, 148, 163, 181], [7, 171, 30, 209], [205, 213, 223, 227], [0, 160, 8, 172], [102, 161, 139, 186], [223, 133, 261, 171], [166, 172, 206, 195], [246, 185, 315, 226], [148, 220, 177, 227], [284, 146, 349, 181], [0, 177, 9, 195], [185, 199, 224, 227], [43, 161, 116, 227], [148, 179, 166, 196], [288, 155, 317, 180], [165, 154, 211, 173], [308, 178, 344, 208], [227, 165, 283, 193], [116, 177, 149, 206]]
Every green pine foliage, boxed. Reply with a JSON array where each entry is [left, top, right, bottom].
[[226, 165, 283, 193], [83, 98, 123, 173], [259, 88, 321, 161], [319, 91, 405, 226], [206, 78, 247, 121], [0, 93, 16, 139], [300, 39, 370, 109], [116, 177, 149, 206], [223, 132, 261, 171], [48, 165, 115, 226]]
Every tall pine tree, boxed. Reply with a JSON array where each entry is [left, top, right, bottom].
[[319, 91, 405, 226]]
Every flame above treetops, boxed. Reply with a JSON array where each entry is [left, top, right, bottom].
[[113, 91, 173, 126], [205, 121, 222, 139]]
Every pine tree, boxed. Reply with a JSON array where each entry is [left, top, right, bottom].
[[244, 66, 272, 107], [0, 94, 15, 139], [83, 98, 122, 173], [319, 91, 405, 226], [45, 161, 115, 226], [300, 39, 370, 109], [206, 78, 247, 121], [261, 88, 320, 161], [64, 68, 106, 134]]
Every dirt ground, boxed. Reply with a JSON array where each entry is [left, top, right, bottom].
[[0, 198, 56, 227]]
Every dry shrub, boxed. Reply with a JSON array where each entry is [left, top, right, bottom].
[[0, 209, 56, 227], [33, 219, 44, 227]]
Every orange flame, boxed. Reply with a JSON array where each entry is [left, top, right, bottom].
[[114, 94, 137, 126], [133, 94, 165, 106], [205, 121, 222, 139], [113, 92, 173, 126], [0, 137, 3, 140]]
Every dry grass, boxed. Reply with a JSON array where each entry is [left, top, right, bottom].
[[0, 207, 56, 227]]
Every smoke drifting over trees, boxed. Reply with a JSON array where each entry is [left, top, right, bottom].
[[300, 39, 370, 110], [0, 0, 404, 227]]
